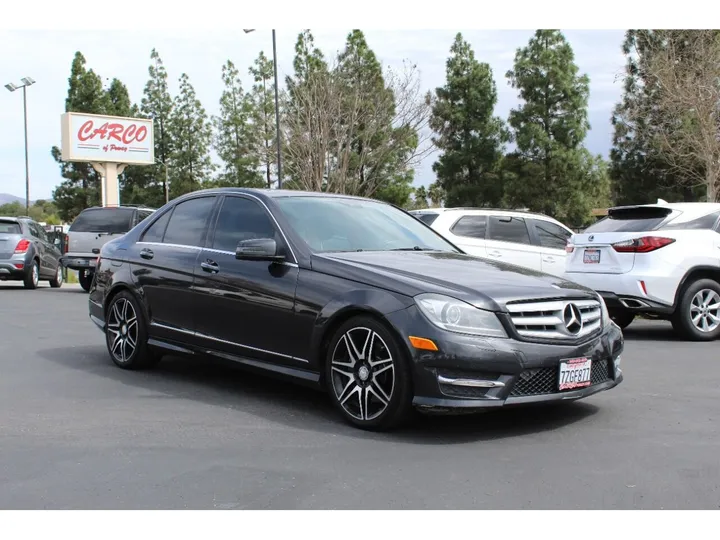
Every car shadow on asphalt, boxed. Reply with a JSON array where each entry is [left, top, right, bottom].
[[622, 320, 682, 342], [38, 344, 601, 445], [0, 284, 86, 293]]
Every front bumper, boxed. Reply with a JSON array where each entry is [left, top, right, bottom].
[[385, 306, 625, 413]]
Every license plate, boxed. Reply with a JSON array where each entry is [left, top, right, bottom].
[[558, 357, 592, 390], [583, 249, 600, 264]]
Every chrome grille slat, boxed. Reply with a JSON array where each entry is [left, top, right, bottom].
[[506, 298, 602, 342]]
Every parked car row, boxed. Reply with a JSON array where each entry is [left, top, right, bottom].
[[413, 200, 720, 342]]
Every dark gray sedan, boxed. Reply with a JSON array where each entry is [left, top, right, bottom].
[[0, 216, 63, 289]]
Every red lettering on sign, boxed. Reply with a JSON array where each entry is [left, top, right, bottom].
[[75, 119, 149, 146]]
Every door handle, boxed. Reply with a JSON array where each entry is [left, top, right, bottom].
[[140, 248, 154, 260], [200, 260, 219, 273], [488, 250, 502, 257], [543, 256, 555, 262]]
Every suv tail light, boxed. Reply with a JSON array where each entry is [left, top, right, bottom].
[[565, 240, 574, 253], [611, 236, 675, 253], [64, 235, 69, 254], [14, 239, 30, 254]]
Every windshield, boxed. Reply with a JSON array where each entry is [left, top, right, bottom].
[[69, 208, 134, 234], [275, 196, 459, 253]]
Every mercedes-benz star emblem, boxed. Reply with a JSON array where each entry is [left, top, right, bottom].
[[563, 303, 583, 335]]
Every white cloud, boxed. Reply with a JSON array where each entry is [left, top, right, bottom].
[[0, 29, 626, 200]]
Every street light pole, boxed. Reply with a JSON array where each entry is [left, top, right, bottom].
[[244, 29, 283, 189], [5, 77, 36, 213]]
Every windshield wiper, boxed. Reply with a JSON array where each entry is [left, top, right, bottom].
[[389, 246, 434, 251]]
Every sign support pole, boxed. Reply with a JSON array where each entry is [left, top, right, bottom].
[[91, 162, 127, 207]]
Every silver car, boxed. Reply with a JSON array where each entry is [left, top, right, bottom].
[[0, 216, 63, 289], [61, 205, 155, 292]]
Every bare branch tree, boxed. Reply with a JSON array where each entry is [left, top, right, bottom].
[[281, 60, 434, 198], [626, 30, 720, 201]]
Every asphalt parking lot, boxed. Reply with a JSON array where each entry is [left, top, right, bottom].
[[1, 283, 718, 510]]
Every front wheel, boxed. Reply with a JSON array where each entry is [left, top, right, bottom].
[[671, 279, 720, 341], [325, 316, 413, 431], [105, 291, 161, 370], [78, 270, 93, 292]]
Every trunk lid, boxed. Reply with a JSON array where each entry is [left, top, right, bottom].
[[565, 205, 676, 275]]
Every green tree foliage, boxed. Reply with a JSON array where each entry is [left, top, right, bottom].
[[168, 73, 215, 197], [136, 48, 175, 207], [503, 30, 609, 226], [212, 60, 263, 188], [51, 52, 111, 222], [430, 33, 509, 208], [0, 200, 61, 224], [248, 51, 277, 189]]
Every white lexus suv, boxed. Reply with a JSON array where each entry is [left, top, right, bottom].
[[565, 201, 720, 341], [408, 208, 574, 277]]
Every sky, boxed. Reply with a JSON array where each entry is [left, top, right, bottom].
[[0, 29, 627, 201]]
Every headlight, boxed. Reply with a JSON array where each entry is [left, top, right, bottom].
[[597, 293, 611, 328], [415, 293, 507, 338]]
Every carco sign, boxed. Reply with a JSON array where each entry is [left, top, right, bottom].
[[61, 112, 155, 165]]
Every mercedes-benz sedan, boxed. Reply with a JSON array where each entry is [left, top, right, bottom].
[[88, 188, 624, 430]]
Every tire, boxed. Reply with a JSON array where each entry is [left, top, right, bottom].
[[105, 290, 161, 370], [610, 310, 634, 330], [49, 265, 63, 288], [671, 278, 720, 341], [79, 270, 93, 292], [324, 315, 413, 431], [23, 260, 40, 290]]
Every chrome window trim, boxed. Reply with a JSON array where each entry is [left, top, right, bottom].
[[150, 322, 309, 363], [135, 242, 299, 268]]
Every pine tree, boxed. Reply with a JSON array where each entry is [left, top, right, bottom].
[[503, 30, 609, 226], [51, 52, 109, 222], [430, 33, 509, 207], [168, 73, 214, 197], [249, 51, 277, 189], [140, 49, 174, 203], [212, 60, 262, 188]]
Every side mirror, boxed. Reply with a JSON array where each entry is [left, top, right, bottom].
[[235, 237, 284, 262]]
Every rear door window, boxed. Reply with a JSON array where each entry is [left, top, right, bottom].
[[662, 210, 720, 231], [450, 215, 487, 239], [584, 207, 673, 233], [0, 221, 22, 234], [162, 196, 216, 247], [487, 216, 531, 245], [69, 208, 134, 234]]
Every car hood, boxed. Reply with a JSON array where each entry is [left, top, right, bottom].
[[311, 250, 596, 311]]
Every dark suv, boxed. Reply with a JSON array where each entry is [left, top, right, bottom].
[[62, 205, 155, 291], [0, 216, 63, 289]]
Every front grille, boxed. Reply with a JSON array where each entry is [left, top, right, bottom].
[[509, 358, 613, 397], [506, 298, 602, 342]]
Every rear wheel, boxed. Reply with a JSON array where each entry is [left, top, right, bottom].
[[78, 269, 93, 292], [610, 310, 635, 330], [23, 260, 40, 290], [325, 316, 413, 431], [671, 279, 720, 341], [49, 265, 63, 288], [105, 291, 161, 370]]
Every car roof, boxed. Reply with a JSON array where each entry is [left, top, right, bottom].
[[184, 187, 382, 202], [609, 201, 720, 222], [409, 207, 556, 219]]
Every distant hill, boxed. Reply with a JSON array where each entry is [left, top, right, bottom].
[[0, 193, 38, 206]]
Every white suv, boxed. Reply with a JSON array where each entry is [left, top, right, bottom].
[[409, 208, 574, 277], [565, 201, 720, 341]]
